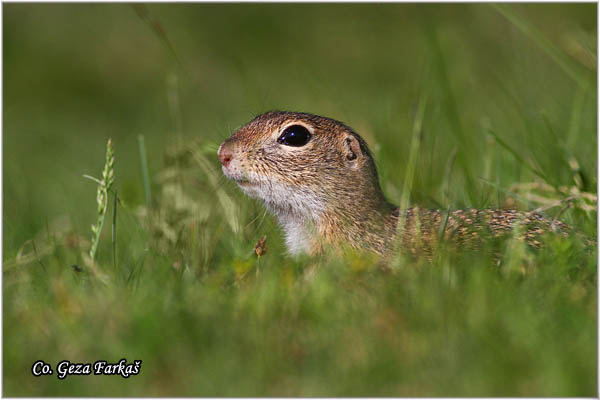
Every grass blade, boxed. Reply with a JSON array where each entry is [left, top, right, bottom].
[[422, 16, 476, 202], [492, 4, 590, 89], [112, 189, 118, 271], [487, 128, 549, 184], [138, 134, 152, 208], [399, 92, 428, 213]]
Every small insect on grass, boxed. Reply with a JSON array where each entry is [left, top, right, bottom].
[[84, 138, 115, 261], [254, 235, 267, 276], [254, 235, 267, 258]]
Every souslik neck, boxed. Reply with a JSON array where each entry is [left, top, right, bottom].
[[272, 175, 397, 255]]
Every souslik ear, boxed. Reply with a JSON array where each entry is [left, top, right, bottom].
[[341, 134, 363, 167]]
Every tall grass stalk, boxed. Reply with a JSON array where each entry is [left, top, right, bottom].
[[396, 93, 427, 243], [423, 18, 476, 202], [132, 4, 183, 69], [167, 72, 184, 137], [492, 4, 590, 89], [486, 127, 549, 184], [85, 138, 115, 260], [112, 189, 118, 271], [192, 147, 240, 233], [138, 134, 151, 208], [567, 86, 587, 151], [399, 93, 428, 213]]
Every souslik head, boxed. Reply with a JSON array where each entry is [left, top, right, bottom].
[[218, 111, 396, 256]]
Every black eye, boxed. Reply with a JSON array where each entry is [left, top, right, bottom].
[[277, 125, 312, 147]]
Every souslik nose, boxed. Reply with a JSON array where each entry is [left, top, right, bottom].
[[217, 143, 233, 168]]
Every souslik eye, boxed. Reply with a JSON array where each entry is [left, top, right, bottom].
[[277, 125, 311, 147]]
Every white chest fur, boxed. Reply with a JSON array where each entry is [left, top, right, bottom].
[[278, 215, 315, 255]]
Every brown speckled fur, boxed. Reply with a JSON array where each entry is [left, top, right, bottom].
[[390, 207, 569, 258], [219, 111, 570, 257]]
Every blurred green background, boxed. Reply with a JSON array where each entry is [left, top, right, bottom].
[[3, 3, 597, 396]]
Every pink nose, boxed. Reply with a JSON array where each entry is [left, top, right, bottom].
[[218, 145, 233, 167]]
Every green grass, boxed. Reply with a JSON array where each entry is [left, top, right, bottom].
[[3, 3, 597, 396]]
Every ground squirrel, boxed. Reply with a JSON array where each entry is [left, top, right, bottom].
[[218, 111, 570, 256]]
